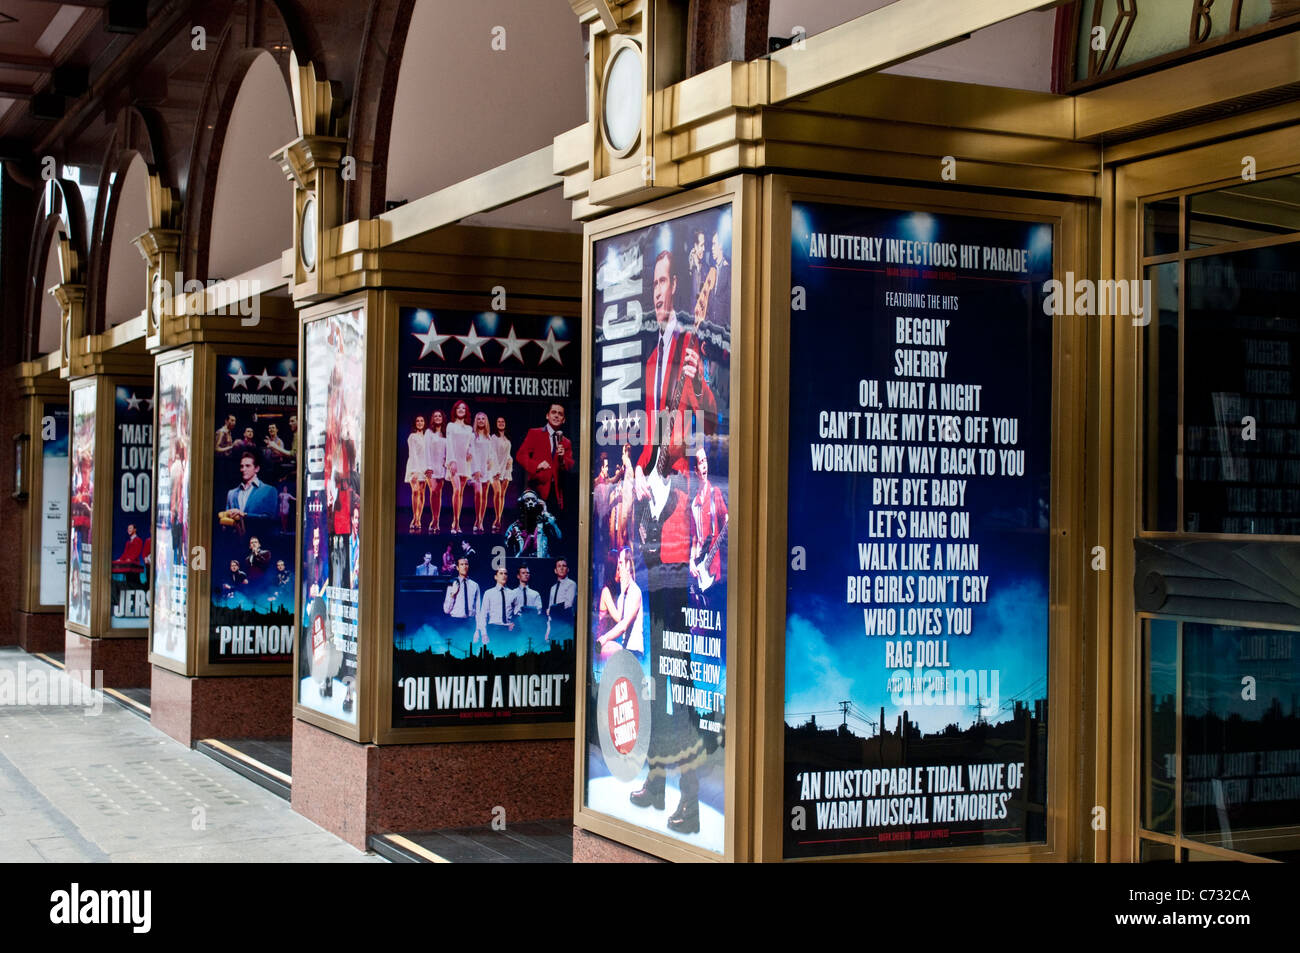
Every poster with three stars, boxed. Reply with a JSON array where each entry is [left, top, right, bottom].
[[390, 307, 580, 729], [208, 355, 298, 664], [110, 385, 154, 629]]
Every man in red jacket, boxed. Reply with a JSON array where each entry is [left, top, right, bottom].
[[637, 250, 717, 481], [115, 523, 146, 567], [516, 403, 574, 510]]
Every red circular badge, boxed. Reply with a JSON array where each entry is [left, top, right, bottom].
[[607, 676, 640, 755]]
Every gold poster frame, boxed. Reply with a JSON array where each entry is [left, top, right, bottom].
[[372, 289, 583, 745], [293, 292, 378, 745], [755, 176, 1088, 863], [149, 347, 198, 675], [573, 176, 759, 864], [101, 372, 155, 638], [192, 343, 301, 677], [64, 377, 99, 640], [1110, 122, 1300, 863], [21, 384, 70, 615]]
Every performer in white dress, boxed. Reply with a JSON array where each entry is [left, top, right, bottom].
[[445, 400, 473, 534], [405, 414, 431, 532], [425, 410, 448, 534], [490, 416, 511, 534], [470, 411, 494, 534]]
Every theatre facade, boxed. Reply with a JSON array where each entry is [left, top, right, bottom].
[[1, 0, 1298, 863]]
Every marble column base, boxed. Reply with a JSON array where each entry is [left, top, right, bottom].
[[572, 825, 665, 863], [64, 631, 150, 689], [14, 610, 65, 654], [291, 718, 573, 850], [150, 666, 292, 747]]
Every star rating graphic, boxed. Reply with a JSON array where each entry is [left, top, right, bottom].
[[279, 370, 298, 391], [495, 326, 527, 363], [457, 323, 490, 362], [125, 392, 142, 412], [229, 366, 251, 389], [410, 315, 571, 367], [413, 318, 450, 359], [536, 327, 569, 365], [254, 368, 276, 390]]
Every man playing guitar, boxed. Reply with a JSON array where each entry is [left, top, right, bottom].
[[637, 250, 717, 484], [690, 446, 728, 596]]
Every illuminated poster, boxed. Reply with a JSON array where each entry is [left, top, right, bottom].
[[67, 383, 96, 628], [391, 308, 578, 729], [586, 206, 733, 853], [39, 403, 69, 607], [153, 356, 193, 663], [209, 355, 298, 663], [300, 309, 364, 722], [783, 203, 1052, 857], [110, 385, 153, 629]]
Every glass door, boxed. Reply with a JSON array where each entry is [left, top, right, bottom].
[[1135, 172, 1300, 862]]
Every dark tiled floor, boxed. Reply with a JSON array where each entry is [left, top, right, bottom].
[[381, 819, 573, 863], [217, 737, 292, 776]]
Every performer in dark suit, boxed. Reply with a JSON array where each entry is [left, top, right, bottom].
[[637, 250, 717, 481], [516, 403, 574, 510]]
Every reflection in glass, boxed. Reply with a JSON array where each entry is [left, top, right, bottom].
[[1187, 174, 1300, 250], [1139, 839, 1177, 863], [1143, 619, 1177, 836], [1183, 623, 1300, 860], [1143, 197, 1180, 258], [1142, 261, 1179, 532], [1182, 242, 1300, 534]]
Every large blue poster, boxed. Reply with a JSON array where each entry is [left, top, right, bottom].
[[209, 355, 297, 663], [783, 203, 1053, 857], [389, 307, 580, 729], [110, 385, 153, 629]]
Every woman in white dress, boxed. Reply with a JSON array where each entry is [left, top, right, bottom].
[[445, 400, 473, 534], [424, 410, 448, 534], [490, 415, 511, 534], [405, 414, 430, 532], [470, 411, 494, 534]]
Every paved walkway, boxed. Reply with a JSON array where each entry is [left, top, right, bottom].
[[0, 647, 381, 863]]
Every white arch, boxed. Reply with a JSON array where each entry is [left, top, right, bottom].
[[103, 153, 151, 328], [38, 240, 63, 354], [208, 51, 297, 278], [386, 0, 585, 221]]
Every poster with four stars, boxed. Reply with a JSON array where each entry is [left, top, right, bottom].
[[208, 355, 298, 664], [390, 307, 581, 729]]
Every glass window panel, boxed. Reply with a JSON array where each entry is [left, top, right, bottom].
[[1139, 839, 1177, 863], [1188, 174, 1300, 250], [1074, 0, 1275, 83], [1144, 619, 1178, 835], [1182, 241, 1300, 534], [1182, 623, 1300, 860], [1143, 197, 1180, 258], [1143, 261, 1180, 531]]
